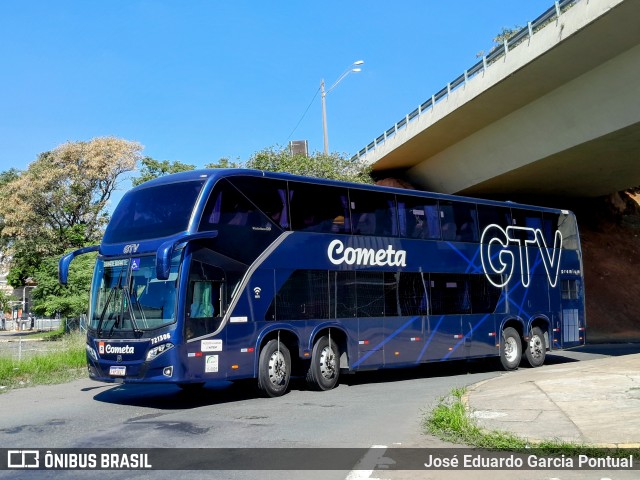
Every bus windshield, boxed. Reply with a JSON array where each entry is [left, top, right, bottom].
[[90, 254, 180, 335], [103, 180, 206, 244]]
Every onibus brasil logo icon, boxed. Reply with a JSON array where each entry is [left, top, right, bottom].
[[480, 225, 562, 288]]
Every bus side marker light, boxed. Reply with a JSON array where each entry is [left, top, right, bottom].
[[410, 337, 420, 342], [394, 352, 400, 356], [488, 332, 496, 337], [448, 347, 453, 351], [231, 365, 239, 370], [453, 335, 462, 339], [359, 340, 369, 345], [303, 351, 310, 357], [240, 348, 255, 353]]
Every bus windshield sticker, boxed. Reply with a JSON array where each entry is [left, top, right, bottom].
[[201, 339, 223, 352]]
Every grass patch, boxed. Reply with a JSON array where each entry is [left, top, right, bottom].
[[0, 331, 86, 392], [425, 387, 639, 457]]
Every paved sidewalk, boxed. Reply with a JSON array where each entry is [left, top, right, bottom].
[[466, 353, 640, 447]]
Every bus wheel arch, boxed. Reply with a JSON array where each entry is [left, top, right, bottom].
[[524, 319, 548, 368], [306, 328, 346, 391], [499, 321, 523, 371]]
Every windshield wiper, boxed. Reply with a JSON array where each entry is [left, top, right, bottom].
[[97, 267, 125, 337], [123, 284, 144, 338], [97, 286, 117, 338]]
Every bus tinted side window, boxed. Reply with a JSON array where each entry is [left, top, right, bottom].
[[511, 209, 542, 241], [290, 182, 350, 233], [185, 260, 225, 340], [440, 201, 479, 242], [559, 213, 579, 250], [271, 270, 330, 320], [349, 190, 398, 236], [477, 205, 512, 234], [355, 272, 385, 317], [429, 274, 501, 315], [228, 176, 290, 229], [397, 195, 440, 239]]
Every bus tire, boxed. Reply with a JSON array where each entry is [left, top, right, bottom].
[[500, 327, 521, 371], [306, 335, 340, 391], [524, 327, 546, 368], [257, 339, 291, 398]]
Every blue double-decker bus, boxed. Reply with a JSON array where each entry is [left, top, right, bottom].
[[59, 169, 585, 397]]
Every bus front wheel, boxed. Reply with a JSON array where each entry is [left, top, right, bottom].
[[257, 339, 291, 397], [306, 335, 340, 391], [500, 327, 522, 371], [524, 327, 546, 368]]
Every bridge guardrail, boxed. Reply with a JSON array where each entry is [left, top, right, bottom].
[[352, 0, 580, 161]]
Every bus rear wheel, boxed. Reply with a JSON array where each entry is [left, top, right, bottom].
[[524, 327, 546, 367], [500, 327, 522, 371], [306, 335, 340, 391], [257, 339, 291, 397]]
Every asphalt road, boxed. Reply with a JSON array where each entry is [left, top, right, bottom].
[[1, 344, 638, 480]]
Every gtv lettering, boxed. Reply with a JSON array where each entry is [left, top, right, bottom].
[[480, 224, 562, 288]]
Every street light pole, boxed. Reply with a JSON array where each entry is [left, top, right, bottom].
[[321, 60, 364, 155]]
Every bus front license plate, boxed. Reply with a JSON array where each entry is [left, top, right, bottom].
[[109, 366, 126, 376]]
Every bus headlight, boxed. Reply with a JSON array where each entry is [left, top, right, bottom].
[[86, 344, 98, 362], [146, 342, 175, 361]]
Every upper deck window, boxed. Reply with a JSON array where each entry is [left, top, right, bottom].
[[289, 182, 350, 233], [440, 201, 479, 242], [349, 190, 398, 236], [104, 180, 205, 244], [397, 195, 440, 240]]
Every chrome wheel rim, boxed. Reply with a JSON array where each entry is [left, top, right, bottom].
[[268, 351, 286, 386], [504, 336, 518, 363], [319, 345, 336, 380]]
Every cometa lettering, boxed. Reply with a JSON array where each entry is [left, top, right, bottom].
[[327, 239, 406, 267], [105, 344, 135, 354]]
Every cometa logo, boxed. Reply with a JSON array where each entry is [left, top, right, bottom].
[[327, 239, 407, 267], [104, 344, 135, 355]]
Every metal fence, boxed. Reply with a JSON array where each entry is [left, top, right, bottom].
[[0, 317, 86, 361], [351, 0, 580, 161]]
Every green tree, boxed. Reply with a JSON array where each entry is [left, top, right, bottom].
[[245, 147, 371, 184], [204, 157, 242, 169], [31, 251, 96, 318], [0, 137, 141, 286], [0, 289, 17, 316], [132, 156, 195, 186]]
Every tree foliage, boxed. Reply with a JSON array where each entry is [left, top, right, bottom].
[[31, 251, 97, 318], [0, 137, 141, 287], [132, 156, 195, 186], [245, 147, 372, 184]]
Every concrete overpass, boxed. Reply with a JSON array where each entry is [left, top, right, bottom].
[[356, 0, 640, 198]]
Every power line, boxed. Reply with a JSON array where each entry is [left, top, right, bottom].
[[285, 86, 320, 143]]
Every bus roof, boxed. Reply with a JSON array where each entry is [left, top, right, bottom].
[[133, 168, 572, 215]]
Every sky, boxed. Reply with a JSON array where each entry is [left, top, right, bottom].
[[1, 1, 554, 182]]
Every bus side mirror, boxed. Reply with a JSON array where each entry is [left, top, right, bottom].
[[156, 231, 219, 280], [58, 245, 100, 285]]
